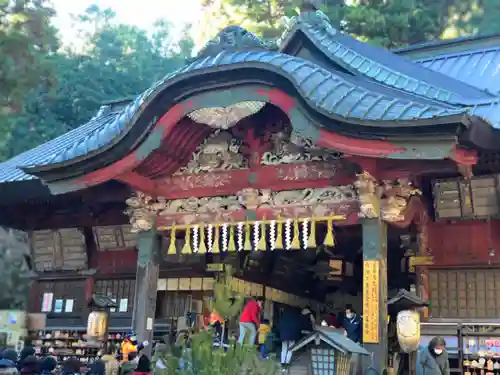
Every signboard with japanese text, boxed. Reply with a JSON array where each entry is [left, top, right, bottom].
[[363, 260, 380, 343]]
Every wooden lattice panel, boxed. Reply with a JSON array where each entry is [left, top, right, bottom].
[[93, 279, 136, 313], [93, 225, 138, 250], [30, 229, 86, 271], [429, 268, 500, 318]]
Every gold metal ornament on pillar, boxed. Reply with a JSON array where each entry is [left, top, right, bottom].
[[87, 311, 108, 341], [396, 310, 421, 353]]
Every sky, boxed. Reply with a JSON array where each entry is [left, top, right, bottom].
[[50, 0, 203, 44]]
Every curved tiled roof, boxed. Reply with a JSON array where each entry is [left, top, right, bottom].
[[0, 112, 120, 182], [39, 50, 464, 168], [415, 47, 500, 95], [282, 11, 495, 106], [2, 20, 498, 184]]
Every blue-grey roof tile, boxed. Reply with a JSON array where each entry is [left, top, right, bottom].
[[0, 113, 120, 183], [413, 47, 500, 95], [37, 50, 463, 168], [283, 11, 496, 106]]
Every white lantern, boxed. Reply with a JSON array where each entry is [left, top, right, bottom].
[[87, 311, 108, 341], [397, 310, 420, 353]]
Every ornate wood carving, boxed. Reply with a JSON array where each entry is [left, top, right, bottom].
[[262, 131, 341, 165], [354, 172, 423, 224], [125, 186, 358, 232], [174, 130, 248, 174], [159, 162, 343, 198]]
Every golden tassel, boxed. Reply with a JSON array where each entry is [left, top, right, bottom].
[[198, 224, 207, 254], [167, 227, 177, 255], [323, 219, 335, 247], [212, 225, 220, 253], [308, 219, 317, 248], [243, 222, 252, 251], [228, 224, 236, 252], [181, 226, 192, 254], [290, 219, 301, 250], [257, 222, 267, 251], [274, 220, 284, 249]]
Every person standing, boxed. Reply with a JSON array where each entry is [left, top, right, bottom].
[[418, 337, 450, 375], [0, 349, 19, 375], [342, 305, 362, 343], [237, 297, 264, 345], [118, 352, 137, 375], [277, 307, 302, 370], [133, 355, 151, 375]]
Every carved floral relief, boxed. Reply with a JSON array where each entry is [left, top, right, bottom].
[[125, 186, 357, 232], [174, 130, 248, 175], [261, 131, 342, 165]]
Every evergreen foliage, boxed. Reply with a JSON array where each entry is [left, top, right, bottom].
[[197, 0, 500, 48], [156, 267, 276, 375], [206, 267, 245, 322], [0, 228, 32, 309]]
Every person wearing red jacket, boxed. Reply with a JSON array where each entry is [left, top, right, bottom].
[[238, 297, 264, 345]]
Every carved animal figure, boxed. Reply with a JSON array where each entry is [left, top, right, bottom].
[[183, 131, 245, 173], [354, 172, 379, 218]]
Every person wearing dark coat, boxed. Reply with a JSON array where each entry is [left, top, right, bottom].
[[18, 347, 35, 372], [277, 308, 302, 368], [88, 360, 105, 375], [418, 337, 450, 375], [0, 349, 19, 375], [19, 355, 38, 375], [342, 305, 362, 343], [39, 357, 57, 375], [133, 355, 150, 375]]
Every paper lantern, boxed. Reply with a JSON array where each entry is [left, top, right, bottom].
[[396, 310, 420, 353], [87, 311, 108, 341]]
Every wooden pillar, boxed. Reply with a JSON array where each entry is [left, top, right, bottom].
[[132, 228, 161, 356], [362, 216, 388, 375]]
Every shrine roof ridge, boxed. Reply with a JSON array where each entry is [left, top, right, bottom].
[[280, 11, 496, 106]]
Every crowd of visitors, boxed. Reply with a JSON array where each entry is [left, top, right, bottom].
[[0, 344, 156, 375]]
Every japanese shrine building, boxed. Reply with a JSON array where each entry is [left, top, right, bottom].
[[2, 8, 500, 373]]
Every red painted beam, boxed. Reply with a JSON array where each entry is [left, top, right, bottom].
[[316, 128, 405, 157], [154, 162, 352, 199], [116, 171, 158, 197], [448, 145, 478, 166]]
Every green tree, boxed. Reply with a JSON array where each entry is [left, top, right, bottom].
[[0, 0, 59, 113], [0, 228, 33, 310], [1, 5, 193, 160], [197, 0, 482, 48], [158, 268, 275, 375]]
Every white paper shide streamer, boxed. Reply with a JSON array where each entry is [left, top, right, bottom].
[[253, 222, 260, 250], [222, 224, 228, 252], [285, 219, 292, 250], [207, 224, 213, 252], [302, 219, 309, 250], [237, 222, 244, 251], [192, 225, 199, 253], [269, 220, 276, 251]]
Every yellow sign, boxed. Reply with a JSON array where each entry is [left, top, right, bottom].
[[363, 260, 380, 343], [408, 256, 434, 271], [206, 263, 224, 272]]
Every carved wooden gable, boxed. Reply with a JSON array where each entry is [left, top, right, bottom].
[[173, 123, 342, 175]]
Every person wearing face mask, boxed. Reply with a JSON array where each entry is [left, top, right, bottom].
[[419, 336, 450, 375], [342, 305, 362, 343]]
